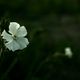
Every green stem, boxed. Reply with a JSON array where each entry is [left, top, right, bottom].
[[0, 57, 18, 80]]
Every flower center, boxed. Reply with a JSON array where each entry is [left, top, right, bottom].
[[12, 35, 17, 40]]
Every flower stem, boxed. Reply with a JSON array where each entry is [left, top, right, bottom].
[[0, 57, 18, 80]]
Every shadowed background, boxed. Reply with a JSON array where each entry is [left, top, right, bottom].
[[0, 0, 80, 80]]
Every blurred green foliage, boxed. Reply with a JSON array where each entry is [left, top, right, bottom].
[[0, 0, 80, 80]]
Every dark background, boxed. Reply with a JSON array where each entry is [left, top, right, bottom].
[[0, 0, 80, 80]]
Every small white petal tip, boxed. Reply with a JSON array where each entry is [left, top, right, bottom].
[[65, 47, 73, 58]]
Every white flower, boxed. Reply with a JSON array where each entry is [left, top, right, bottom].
[[1, 22, 29, 52], [65, 47, 72, 58]]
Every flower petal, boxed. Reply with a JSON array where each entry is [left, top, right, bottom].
[[65, 47, 72, 58], [16, 37, 29, 49], [1, 30, 13, 42], [16, 26, 27, 37], [5, 40, 20, 51], [9, 22, 20, 35]]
